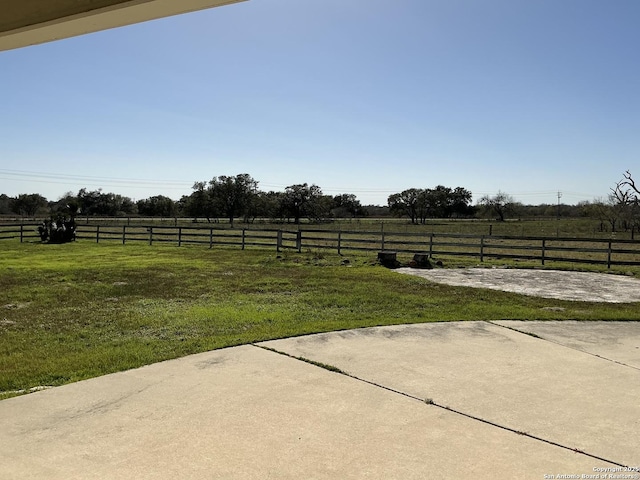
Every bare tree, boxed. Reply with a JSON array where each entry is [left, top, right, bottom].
[[584, 197, 620, 233], [611, 171, 640, 235], [477, 191, 517, 222], [620, 170, 640, 196]]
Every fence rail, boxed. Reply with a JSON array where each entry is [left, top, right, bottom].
[[2, 223, 640, 268]]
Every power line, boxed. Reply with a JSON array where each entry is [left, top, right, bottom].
[[0, 169, 193, 189], [0, 168, 605, 201]]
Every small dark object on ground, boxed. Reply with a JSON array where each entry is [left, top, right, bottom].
[[411, 253, 433, 269], [378, 251, 400, 268]]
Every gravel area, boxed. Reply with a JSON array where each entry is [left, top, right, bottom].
[[396, 267, 640, 303]]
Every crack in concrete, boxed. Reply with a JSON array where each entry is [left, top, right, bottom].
[[254, 343, 628, 469], [487, 321, 640, 372]]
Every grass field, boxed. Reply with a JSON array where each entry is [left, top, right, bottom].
[[117, 216, 631, 240], [1, 241, 639, 399]]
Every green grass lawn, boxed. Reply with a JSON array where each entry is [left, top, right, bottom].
[[1, 241, 638, 399]]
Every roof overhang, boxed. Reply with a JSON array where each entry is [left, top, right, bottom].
[[0, 0, 247, 52]]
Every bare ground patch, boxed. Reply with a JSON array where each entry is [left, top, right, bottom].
[[396, 268, 640, 303]]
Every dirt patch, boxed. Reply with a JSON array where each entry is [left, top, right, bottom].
[[396, 267, 640, 303], [3, 303, 30, 310]]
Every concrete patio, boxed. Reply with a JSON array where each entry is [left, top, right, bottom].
[[1, 321, 638, 479]]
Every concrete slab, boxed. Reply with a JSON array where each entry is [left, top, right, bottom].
[[396, 267, 640, 303], [0, 343, 606, 479], [494, 320, 640, 369], [261, 321, 640, 466]]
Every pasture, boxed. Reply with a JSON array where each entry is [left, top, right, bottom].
[[1, 241, 639, 399]]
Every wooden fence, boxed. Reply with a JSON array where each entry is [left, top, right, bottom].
[[2, 223, 640, 268]]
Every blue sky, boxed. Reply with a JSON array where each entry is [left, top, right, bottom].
[[1, 0, 638, 206]]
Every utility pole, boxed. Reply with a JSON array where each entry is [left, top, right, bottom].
[[557, 191, 562, 220]]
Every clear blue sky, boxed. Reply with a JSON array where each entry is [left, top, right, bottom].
[[1, 0, 638, 206]]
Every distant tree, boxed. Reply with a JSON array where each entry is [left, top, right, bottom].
[[77, 188, 101, 215], [415, 189, 431, 224], [313, 195, 334, 221], [451, 187, 474, 217], [208, 173, 258, 227], [363, 204, 390, 217], [77, 189, 136, 216], [137, 195, 177, 217], [182, 182, 215, 221], [282, 183, 324, 224], [581, 198, 619, 232], [10, 193, 48, 217], [416, 187, 454, 222], [0, 194, 12, 214], [119, 196, 137, 215], [389, 186, 473, 223], [477, 191, 517, 221], [428, 185, 455, 218], [332, 194, 365, 218], [388, 188, 421, 224], [611, 171, 640, 234], [49, 192, 82, 217], [255, 191, 286, 222]]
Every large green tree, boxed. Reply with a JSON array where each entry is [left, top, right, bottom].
[[388, 188, 421, 224], [451, 187, 474, 217], [182, 182, 216, 221], [208, 174, 258, 227], [10, 193, 48, 217], [49, 192, 81, 217], [332, 194, 365, 218], [282, 183, 324, 224], [388, 186, 473, 224], [0, 194, 12, 214], [77, 189, 136, 216], [137, 195, 177, 217], [253, 191, 286, 222]]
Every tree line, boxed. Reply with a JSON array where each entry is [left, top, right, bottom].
[[0, 174, 469, 224], [1, 171, 638, 233]]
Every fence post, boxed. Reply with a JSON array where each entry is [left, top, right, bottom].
[[480, 235, 484, 262], [429, 234, 434, 257], [149, 227, 153, 246], [296, 230, 302, 253], [122, 226, 126, 245], [178, 227, 182, 247], [607, 240, 612, 269], [209, 228, 213, 249], [20, 224, 24, 243], [541, 239, 546, 265], [381, 223, 385, 250], [96, 225, 100, 243], [242, 229, 246, 250], [489, 224, 493, 236], [337, 231, 342, 255], [277, 230, 282, 252]]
